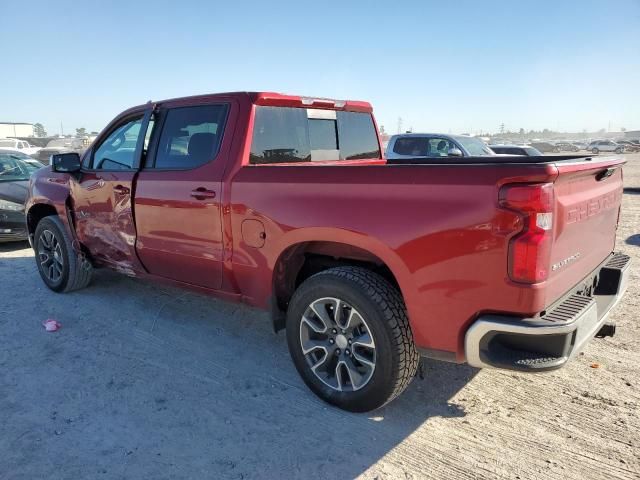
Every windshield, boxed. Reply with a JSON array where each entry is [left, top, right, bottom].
[[0, 153, 39, 181], [455, 136, 494, 156]]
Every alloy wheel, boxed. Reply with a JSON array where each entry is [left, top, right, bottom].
[[299, 297, 376, 392], [38, 229, 64, 283]]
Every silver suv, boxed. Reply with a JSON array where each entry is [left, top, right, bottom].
[[588, 140, 624, 154], [386, 133, 494, 160]]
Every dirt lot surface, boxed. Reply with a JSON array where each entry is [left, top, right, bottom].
[[1, 154, 639, 480]]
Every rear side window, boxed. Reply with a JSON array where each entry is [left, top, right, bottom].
[[153, 105, 228, 169], [392, 137, 453, 157], [249, 106, 380, 164]]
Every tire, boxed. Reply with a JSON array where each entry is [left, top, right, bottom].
[[553, 147, 560, 153], [615, 148, 623, 154], [34, 215, 93, 293], [592, 148, 599, 154], [286, 266, 419, 412]]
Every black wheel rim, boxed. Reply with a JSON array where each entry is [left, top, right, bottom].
[[38, 229, 64, 283]]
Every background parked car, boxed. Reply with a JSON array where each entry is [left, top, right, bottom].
[[0, 152, 39, 242], [588, 140, 624, 154], [571, 141, 589, 150], [33, 137, 86, 163], [616, 140, 640, 152], [554, 141, 580, 152], [489, 145, 543, 156], [386, 133, 494, 160], [0, 149, 47, 168], [0, 138, 42, 156], [530, 141, 557, 153]]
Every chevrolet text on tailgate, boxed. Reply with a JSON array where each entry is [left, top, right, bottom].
[[26, 92, 630, 412]]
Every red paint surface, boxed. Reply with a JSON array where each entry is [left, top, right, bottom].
[[26, 92, 626, 360]]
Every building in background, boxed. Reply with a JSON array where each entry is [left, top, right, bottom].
[[0, 122, 34, 138]]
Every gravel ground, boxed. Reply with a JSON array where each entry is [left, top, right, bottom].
[[1, 154, 639, 480]]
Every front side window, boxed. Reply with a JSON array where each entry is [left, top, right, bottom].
[[153, 105, 228, 169], [92, 117, 143, 170], [249, 106, 380, 164], [428, 138, 453, 157], [455, 136, 494, 156]]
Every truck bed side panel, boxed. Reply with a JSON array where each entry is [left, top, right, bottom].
[[228, 163, 558, 356]]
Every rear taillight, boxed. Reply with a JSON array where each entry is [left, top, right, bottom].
[[499, 183, 555, 283]]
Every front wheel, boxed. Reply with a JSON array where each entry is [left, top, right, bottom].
[[592, 148, 599, 154], [286, 266, 419, 412], [615, 147, 623, 154], [34, 216, 93, 292]]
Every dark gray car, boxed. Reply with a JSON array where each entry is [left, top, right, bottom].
[[0, 152, 40, 242]]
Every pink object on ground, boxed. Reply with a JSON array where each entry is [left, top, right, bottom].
[[43, 319, 61, 332]]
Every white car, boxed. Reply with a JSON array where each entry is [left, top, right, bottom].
[[0, 138, 42, 156], [588, 140, 624, 154]]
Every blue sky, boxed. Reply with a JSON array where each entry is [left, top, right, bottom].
[[2, 0, 639, 136]]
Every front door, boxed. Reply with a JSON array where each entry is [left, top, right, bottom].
[[72, 112, 151, 273], [133, 101, 232, 289]]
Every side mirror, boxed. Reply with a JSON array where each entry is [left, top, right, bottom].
[[447, 147, 463, 157], [51, 152, 81, 173]]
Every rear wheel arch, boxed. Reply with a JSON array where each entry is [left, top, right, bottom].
[[271, 239, 405, 331]]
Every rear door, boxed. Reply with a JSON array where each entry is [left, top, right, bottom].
[[72, 110, 152, 273], [133, 100, 233, 289]]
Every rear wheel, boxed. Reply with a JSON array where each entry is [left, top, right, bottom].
[[34, 216, 92, 292], [286, 266, 419, 412], [592, 147, 599, 154], [615, 147, 623, 154]]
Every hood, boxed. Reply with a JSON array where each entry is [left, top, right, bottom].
[[0, 180, 29, 204]]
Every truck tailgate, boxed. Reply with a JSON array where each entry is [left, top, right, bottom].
[[547, 156, 625, 301]]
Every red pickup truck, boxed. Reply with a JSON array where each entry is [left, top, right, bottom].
[[26, 92, 630, 412]]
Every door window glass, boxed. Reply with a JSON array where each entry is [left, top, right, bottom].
[[153, 105, 228, 169], [92, 117, 143, 170]]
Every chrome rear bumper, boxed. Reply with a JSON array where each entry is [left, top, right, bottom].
[[465, 252, 631, 371]]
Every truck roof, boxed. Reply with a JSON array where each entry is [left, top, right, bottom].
[[127, 92, 373, 113]]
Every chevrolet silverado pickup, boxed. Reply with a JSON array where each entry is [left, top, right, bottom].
[[26, 92, 630, 412]]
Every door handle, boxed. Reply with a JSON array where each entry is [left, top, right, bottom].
[[113, 185, 130, 195], [190, 188, 216, 200]]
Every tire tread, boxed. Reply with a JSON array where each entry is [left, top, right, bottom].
[[36, 216, 92, 292], [309, 266, 420, 408]]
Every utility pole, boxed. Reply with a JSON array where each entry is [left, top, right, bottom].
[[397, 117, 403, 134], [500, 123, 505, 135], [60, 121, 64, 136]]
